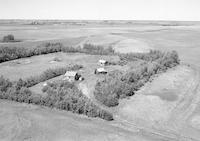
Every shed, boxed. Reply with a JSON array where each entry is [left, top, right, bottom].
[[94, 68, 107, 74], [64, 71, 79, 81], [99, 59, 108, 66]]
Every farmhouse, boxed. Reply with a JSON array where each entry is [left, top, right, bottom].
[[94, 68, 107, 74], [64, 71, 79, 81], [99, 59, 108, 66]]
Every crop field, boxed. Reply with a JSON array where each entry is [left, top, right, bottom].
[[0, 20, 200, 141]]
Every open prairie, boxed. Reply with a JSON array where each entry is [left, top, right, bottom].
[[0, 21, 200, 141]]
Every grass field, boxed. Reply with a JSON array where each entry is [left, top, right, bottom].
[[1, 21, 200, 141], [27, 53, 121, 97]]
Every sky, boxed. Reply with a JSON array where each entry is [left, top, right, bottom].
[[0, 0, 199, 21]]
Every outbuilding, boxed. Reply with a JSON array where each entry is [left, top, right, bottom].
[[43, 82, 48, 87], [94, 68, 107, 74], [64, 71, 80, 81], [99, 59, 108, 66]]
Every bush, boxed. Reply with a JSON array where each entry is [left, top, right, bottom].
[[0, 76, 12, 92], [81, 44, 115, 55], [42, 85, 49, 93], [2, 34, 15, 42]]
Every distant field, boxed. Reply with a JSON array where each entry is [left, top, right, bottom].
[[1, 23, 200, 67], [0, 36, 85, 49]]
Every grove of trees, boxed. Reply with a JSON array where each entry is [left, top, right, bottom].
[[42, 80, 113, 120], [94, 50, 180, 107], [2, 34, 15, 42], [0, 43, 115, 63]]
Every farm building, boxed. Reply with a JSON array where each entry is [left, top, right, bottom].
[[64, 71, 80, 81], [94, 68, 107, 74], [43, 82, 48, 87], [99, 59, 108, 66]]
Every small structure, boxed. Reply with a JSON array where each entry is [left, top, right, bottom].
[[79, 77, 84, 81], [94, 68, 107, 74], [52, 57, 62, 62], [99, 59, 108, 66], [64, 71, 80, 81], [43, 82, 48, 87]]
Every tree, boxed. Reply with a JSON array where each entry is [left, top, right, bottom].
[[3, 34, 15, 42], [0, 76, 12, 92], [15, 79, 27, 90]]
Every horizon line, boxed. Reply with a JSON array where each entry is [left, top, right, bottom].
[[0, 19, 200, 22]]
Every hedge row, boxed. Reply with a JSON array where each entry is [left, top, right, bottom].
[[119, 50, 167, 62], [0, 43, 115, 63]]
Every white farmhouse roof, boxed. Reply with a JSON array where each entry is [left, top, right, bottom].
[[99, 59, 107, 64], [97, 68, 107, 72], [64, 71, 77, 77]]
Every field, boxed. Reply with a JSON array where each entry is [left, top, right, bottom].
[[0, 20, 200, 141]]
